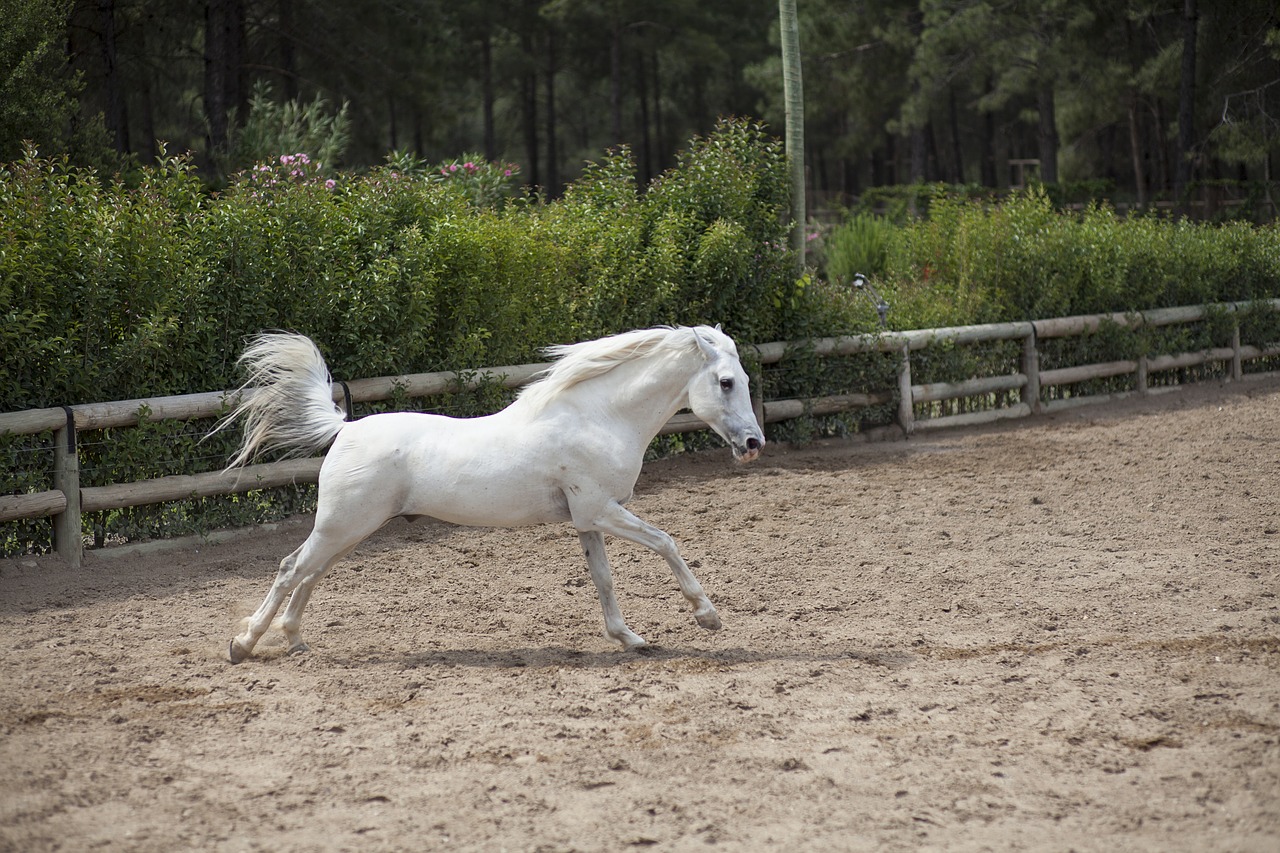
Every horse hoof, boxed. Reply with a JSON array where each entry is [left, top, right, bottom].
[[695, 609, 722, 631], [228, 639, 249, 664], [617, 633, 648, 651], [286, 640, 310, 656]]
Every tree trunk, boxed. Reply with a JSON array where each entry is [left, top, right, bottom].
[[97, 0, 128, 154], [652, 50, 665, 172], [909, 126, 927, 184], [204, 0, 231, 158], [521, 31, 539, 188], [204, 0, 244, 161], [545, 27, 559, 196], [1175, 0, 1198, 207], [637, 50, 651, 184], [1036, 85, 1059, 184], [1128, 93, 1147, 208], [278, 0, 298, 101], [949, 87, 964, 184], [139, 33, 157, 163], [482, 32, 495, 161], [610, 18, 623, 144], [980, 80, 997, 187], [1153, 100, 1169, 193], [779, 0, 805, 267]]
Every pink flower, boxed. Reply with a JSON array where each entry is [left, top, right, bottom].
[[325, 179, 336, 190], [449, 164, 459, 173], [503, 169, 512, 177]]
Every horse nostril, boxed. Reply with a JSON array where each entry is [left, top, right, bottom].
[[746, 437, 761, 450]]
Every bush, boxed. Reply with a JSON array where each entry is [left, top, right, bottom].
[[5, 123, 1279, 556], [824, 213, 892, 283], [864, 188, 1280, 330]]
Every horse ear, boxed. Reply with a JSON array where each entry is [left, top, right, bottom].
[[692, 328, 717, 360], [714, 323, 722, 332]]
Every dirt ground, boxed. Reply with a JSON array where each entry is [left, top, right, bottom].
[[2, 379, 1278, 853]]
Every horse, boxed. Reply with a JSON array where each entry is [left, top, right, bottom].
[[214, 325, 765, 663]]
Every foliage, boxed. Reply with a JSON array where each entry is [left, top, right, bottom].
[[1, 118, 806, 555], [824, 213, 894, 282], [4, 120, 1280, 556], [0, 0, 115, 168], [866, 188, 1280, 330], [227, 82, 352, 179]]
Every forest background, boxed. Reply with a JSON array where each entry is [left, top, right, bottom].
[[4, 0, 1279, 210]]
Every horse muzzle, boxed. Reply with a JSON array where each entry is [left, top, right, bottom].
[[732, 435, 765, 463]]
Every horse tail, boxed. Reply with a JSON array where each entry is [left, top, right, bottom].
[[213, 332, 348, 471]]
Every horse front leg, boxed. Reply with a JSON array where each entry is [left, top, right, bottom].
[[587, 501, 721, 633], [577, 531, 648, 650]]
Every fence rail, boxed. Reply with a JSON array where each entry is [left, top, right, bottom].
[[3, 298, 1278, 565]]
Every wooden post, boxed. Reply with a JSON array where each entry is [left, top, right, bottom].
[[1021, 331, 1041, 414], [897, 343, 914, 436], [749, 366, 766, 433], [52, 409, 82, 567], [1231, 323, 1243, 381], [1137, 354, 1149, 394]]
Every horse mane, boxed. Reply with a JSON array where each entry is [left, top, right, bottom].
[[517, 325, 732, 414]]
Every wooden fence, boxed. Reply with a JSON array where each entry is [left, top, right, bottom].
[[3, 298, 1278, 566]]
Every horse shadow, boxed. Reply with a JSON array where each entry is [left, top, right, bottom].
[[337, 643, 917, 671]]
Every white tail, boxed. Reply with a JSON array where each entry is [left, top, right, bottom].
[[212, 333, 347, 470]]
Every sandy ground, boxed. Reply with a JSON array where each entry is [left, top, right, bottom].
[[1, 379, 1278, 852]]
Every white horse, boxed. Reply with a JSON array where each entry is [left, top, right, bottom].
[[215, 325, 765, 662]]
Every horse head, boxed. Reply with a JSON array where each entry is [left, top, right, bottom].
[[686, 326, 766, 463]]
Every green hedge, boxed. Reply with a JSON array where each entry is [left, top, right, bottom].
[[822, 188, 1280, 332], [4, 127, 1280, 555], [1, 119, 824, 554]]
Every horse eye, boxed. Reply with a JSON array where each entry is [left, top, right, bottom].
[[719, 377, 734, 392]]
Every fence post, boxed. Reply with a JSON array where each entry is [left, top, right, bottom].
[[1021, 330, 1041, 414], [52, 408, 82, 567], [1231, 322, 1243, 381], [749, 366, 766, 432], [897, 343, 914, 436]]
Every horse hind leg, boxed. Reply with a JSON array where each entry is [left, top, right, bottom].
[[277, 539, 361, 655], [578, 531, 648, 650], [229, 542, 308, 663], [228, 518, 379, 663]]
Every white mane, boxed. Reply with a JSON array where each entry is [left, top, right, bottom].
[[517, 325, 735, 414]]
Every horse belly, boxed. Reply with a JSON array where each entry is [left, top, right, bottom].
[[401, 424, 570, 527], [409, 482, 569, 527], [321, 411, 578, 528]]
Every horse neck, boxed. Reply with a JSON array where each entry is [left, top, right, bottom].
[[576, 347, 699, 437]]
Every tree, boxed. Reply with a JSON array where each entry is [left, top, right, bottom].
[[0, 0, 103, 163], [1174, 0, 1198, 202]]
